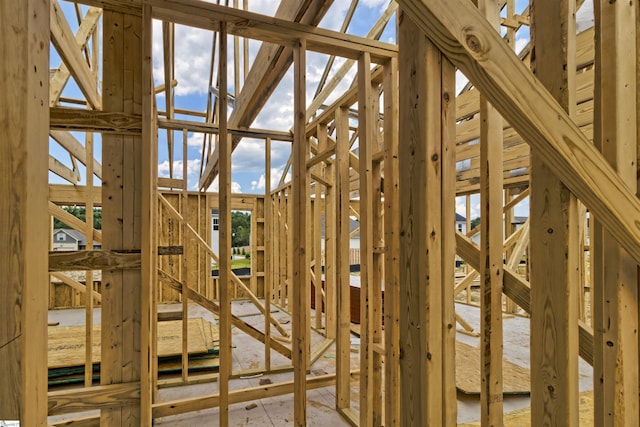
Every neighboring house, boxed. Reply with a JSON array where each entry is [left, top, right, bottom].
[[211, 210, 220, 253], [512, 216, 528, 230], [52, 228, 101, 251], [320, 216, 360, 250], [456, 213, 467, 234]]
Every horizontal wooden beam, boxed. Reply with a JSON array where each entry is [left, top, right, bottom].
[[48, 382, 140, 416], [64, 0, 143, 16], [157, 118, 294, 141], [50, 107, 142, 134], [49, 250, 141, 272], [400, 0, 640, 264], [152, 372, 359, 418], [148, 0, 397, 63], [49, 184, 102, 206], [49, 414, 101, 427], [50, 107, 295, 142]]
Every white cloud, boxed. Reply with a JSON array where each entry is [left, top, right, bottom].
[[250, 167, 291, 191], [251, 174, 265, 191], [158, 158, 201, 179], [361, 0, 389, 9], [206, 177, 243, 193], [514, 35, 529, 55], [232, 139, 268, 173]]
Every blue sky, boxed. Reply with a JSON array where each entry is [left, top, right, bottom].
[[50, 0, 595, 219]]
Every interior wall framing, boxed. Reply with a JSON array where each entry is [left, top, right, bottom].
[[4, 0, 640, 425]]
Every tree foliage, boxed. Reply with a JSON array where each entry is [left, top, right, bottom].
[[53, 206, 102, 230], [470, 217, 481, 230], [231, 211, 251, 247]]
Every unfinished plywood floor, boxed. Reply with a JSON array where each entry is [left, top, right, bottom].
[[47, 301, 593, 425]]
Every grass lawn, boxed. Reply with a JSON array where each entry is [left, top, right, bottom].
[[212, 258, 251, 271]]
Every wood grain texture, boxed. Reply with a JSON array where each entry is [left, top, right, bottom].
[[383, 57, 401, 427], [140, 5, 157, 424], [48, 383, 140, 416], [335, 106, 353, 411], [0, 0, 49, 422], [100, 8, 143, 425], [592, 0, 639, 424], [357, 51, 376, 427], [477, 2, 504, 424], [49, 250, 141, 271], [217, 23, 232, 427], [397, 0, 640, 265], [291, 38, 309, 427], [529, 1, 580, 425], [50, 107, 142, 134], [398, 12, 455, 425]]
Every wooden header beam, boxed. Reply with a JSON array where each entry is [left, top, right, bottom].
[[148, 0, 397, 63]]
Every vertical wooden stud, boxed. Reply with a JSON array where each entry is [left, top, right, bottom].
[[335, 106, 352, 412], [292, 37, 309, 427], [398, 9, 455, 425], [101, 8, 143, 425], [218, 21, 232, 427], [477, 1, 504, 425], [141, 5, 157, 423], [592, 0, 639, 424], [0, 0, 49, 423], [530, 0, 580, 425], [383, 56, 400, 427], [264, 137, 272, 370]]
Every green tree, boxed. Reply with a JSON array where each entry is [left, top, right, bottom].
[[231, 211, 251, 247], [470, 217, 481, 230], [53, 206, 102, 230]]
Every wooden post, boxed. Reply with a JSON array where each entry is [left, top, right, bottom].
[[324, 146, 337, 340], [265, 137, 272, 370], [101, 7, 143, 425], [398, 9, 456, 425], [141, 5, 157, 423], [181, 129, 189, 382], [357, 51, 377, 427], [335, 106, 352, 412], [292, 37, 309, 426], [0, 0, 49, 423], [529, 1, 580, 425], [441, 53, 457, 427], [592, 0, 639, 424], [383, 56, 400, 427], [477, 1, 504, 425], [218, 22, 232, 427]]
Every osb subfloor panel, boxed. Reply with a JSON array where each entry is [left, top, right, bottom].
[[456, 341, 530, 394], [47, 302, 594, 425], [48, 318, 217, 368]]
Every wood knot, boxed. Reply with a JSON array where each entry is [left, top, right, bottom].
[[465, 33, 482, 54]]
